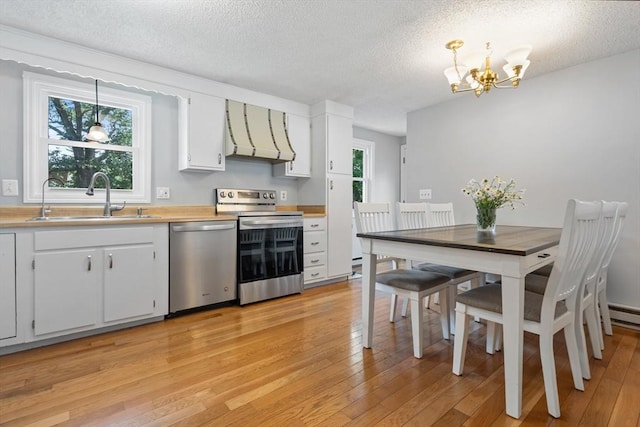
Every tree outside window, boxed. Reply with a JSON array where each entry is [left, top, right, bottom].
[[352, 139, 373, 205]]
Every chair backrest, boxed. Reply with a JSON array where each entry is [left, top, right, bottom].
[[583, 201, 618, 287], [426, 202, 455, 227], [354, 202, 395, 234], [395, 202, 428, 230], [354, 202, 396, 264], [599, 201, 628, 272], [544, 200, 602, 314]]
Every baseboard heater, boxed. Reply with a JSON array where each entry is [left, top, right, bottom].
[[609, 303, 640, 331]]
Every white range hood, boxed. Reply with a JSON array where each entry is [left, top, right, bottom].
[[225, 100, 296, 163]]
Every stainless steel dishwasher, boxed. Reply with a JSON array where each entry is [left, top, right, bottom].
[[169, 221, 237, 314]]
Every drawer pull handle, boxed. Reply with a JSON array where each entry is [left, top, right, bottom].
[[109, 254, 113, 269], [311, 242, 320, 246], [538, 253, 551, 259], [311, 272, 320, 277], [310, 224, 319, 228], [87, 255, 92, 272], [310, 259, 320, 263]]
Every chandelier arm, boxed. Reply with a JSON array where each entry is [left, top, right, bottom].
[[453, 86, 483, 94]]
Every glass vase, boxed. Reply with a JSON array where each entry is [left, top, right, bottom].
[[476, 206, 497, 233]]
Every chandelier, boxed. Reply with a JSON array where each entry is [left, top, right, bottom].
[[443, 40, 532, 97]]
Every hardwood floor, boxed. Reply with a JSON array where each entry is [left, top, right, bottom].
[[1, 278, 639, 426]]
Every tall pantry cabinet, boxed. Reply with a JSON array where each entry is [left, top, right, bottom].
[[298, 101, 353, 283]]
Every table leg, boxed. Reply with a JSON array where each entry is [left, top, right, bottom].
[[362, 251, 376, 349], [501, 275, 525, 419]]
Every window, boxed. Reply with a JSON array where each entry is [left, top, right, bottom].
[[23, 72, 152, 203], [352, 139, 374, 204]]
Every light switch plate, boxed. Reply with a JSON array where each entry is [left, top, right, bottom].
[[156, 187, 170, 199], [2, 179, 19, 196], [419, 189, 432, 200]]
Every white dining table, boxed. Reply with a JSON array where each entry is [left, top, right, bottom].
[[357, 224, 561, 419]]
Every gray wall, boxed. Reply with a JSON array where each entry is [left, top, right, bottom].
[[353, 126, 403, 204], [406, 49, 640, 308], [0, 60, 300, 207]]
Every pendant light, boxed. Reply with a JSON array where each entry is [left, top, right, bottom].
[[86, 79, 110, 143]]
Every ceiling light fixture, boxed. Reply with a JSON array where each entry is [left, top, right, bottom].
[[86, 79, 110, 143], [443, 40, 532, 97]]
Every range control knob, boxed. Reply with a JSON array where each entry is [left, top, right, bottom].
[[219, 191, 226, 198], [228, 191, 234, 198], [263, 193, 268, 199], [269, 193, 275, 199]]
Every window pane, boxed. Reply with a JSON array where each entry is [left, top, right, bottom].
[[48, 96, 133, 147], [352, 148, 363, 178], [48, 145, 133, 190], [353, 181, 363, 203]]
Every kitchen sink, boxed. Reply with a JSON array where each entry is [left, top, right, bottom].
[[27, 215, 158, 222]]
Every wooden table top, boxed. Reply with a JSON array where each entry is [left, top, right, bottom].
[[356, 224, 561, 256]]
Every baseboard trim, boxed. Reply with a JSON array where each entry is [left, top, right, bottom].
[[609, 303, 640, 331]]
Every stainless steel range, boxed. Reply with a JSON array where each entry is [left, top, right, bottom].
[[216, 188, 304, 305]]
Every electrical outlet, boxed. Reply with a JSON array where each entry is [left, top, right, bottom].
[[2, 179, 19, 196], [156, 187, 170, 199], [419, 189, 432, 200], [280, 190, 288, 201]]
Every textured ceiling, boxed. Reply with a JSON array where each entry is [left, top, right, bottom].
[[1, 0, 639, 136]]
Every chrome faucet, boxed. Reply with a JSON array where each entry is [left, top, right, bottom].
[[40, 177, 65, 219], [86, 172, 125, 216]]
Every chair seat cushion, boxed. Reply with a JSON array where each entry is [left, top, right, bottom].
[[524, 274, 549, 295], [376, 269, 450, 292], [455, 283, 567, 323], [414, 262, 475, 279], [532, 263, 554, 277]]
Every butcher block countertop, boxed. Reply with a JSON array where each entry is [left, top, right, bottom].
[[0, 205, 326, 228]]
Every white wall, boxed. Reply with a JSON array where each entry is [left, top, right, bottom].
[[406, 49, 640, 309]]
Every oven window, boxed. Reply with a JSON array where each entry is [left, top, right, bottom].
[[238, 226, 303, 283]]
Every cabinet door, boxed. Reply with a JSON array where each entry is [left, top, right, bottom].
[[104, 245, 155, 323], [327, 114, 353, 175], [179, 93, 226, 171], [326, 174, 353, 278], [34, 250, 100, 336], [0, 234, 16, 340]]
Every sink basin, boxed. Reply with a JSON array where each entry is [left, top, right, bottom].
[[27, 215, 158, 222]]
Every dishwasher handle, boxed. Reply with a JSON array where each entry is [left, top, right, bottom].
[[172, 223, 236, 232]]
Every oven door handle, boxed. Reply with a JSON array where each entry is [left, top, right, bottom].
[[172, 223, 236, 232], [241, 219, 303, 229]]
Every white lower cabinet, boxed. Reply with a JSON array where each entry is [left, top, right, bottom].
[[1, 224, 168, 350], [303, 217, 327, 285], [0, 234, 16, 340], [34, 249, 100, 336]]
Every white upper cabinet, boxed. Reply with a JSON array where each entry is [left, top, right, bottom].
[[326, 114, 353, 175], [273, 113, 311, 178], [178, 93, 226, 172]]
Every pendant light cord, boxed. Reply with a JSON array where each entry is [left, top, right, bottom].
[[95, 80, 100, 123]]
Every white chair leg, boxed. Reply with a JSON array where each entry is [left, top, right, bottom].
[[486, 321, 496, 355], [401, 296, 409, 317], [564, 323, 585, 392], [598, 288, 613, 336], [574, 308, 591, 380], [410, 297, 424, 358], [539, 331, 561, 418], [452, 304, 470, 375], [438, 289, 451, 340], [494, 323, 502, 352], [585, 302, 603, 360], [448, 285, 457, 335], [389, 294, 398, 323]]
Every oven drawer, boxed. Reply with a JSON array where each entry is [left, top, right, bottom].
[[304, 231, 326, 253], [304, 265, 327, 283], [304, 252, 326, 268]]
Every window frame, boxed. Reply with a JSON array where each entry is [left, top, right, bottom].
[[352, 138, 374, 204], [23, 71, 152, 204]]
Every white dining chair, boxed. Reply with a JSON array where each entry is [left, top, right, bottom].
[[396, 202, 483, 324], [595, 201, 628, 344], [452, 199, 602, 418], [354, 202, 452, 358]]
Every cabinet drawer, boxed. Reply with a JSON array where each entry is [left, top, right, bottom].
[[304, 231, 326, 253], [304, 252, 326, 268], [304, 265, 327, 283], [304, 217, 326, 232]]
